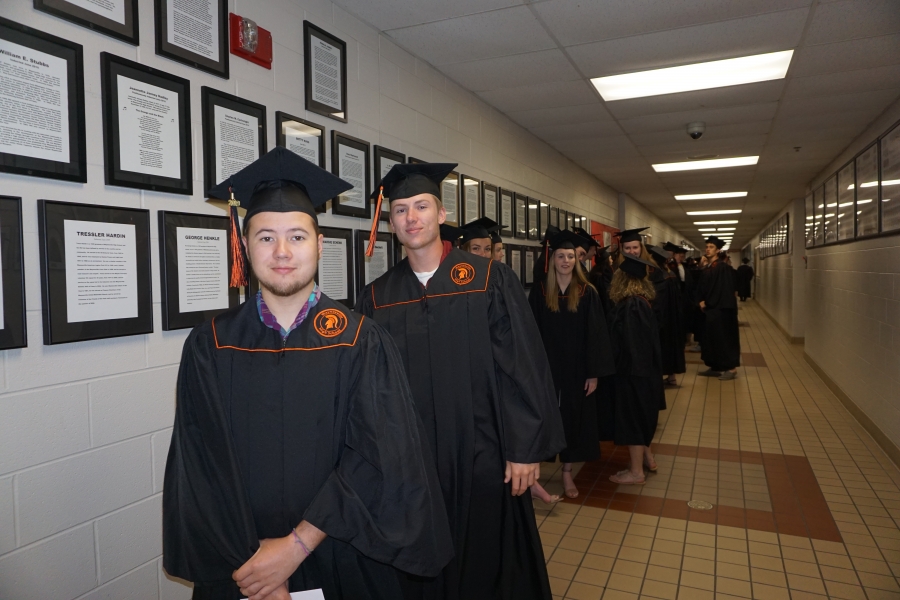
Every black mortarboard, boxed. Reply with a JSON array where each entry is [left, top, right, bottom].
[[367, 162, 458, 256], [706, 236, 726, 249], [488, 223, 507, 244], [459, 217, 497, 245], [647, 245, 669, 267], [439, 223, 464, 243], [207, 147, 353, 288], [542, 225, 561, 243], [598, 245, 611, 262], [549, 229, 588, 252], [573, 227, 599, 248], [615, 227, 648, 244], [619, 254, 658, 278], [664, 242, 687, 254]]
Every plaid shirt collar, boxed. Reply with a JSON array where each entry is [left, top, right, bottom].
[[256, 285, 320, 340]]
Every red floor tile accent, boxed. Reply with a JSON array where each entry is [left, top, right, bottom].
[[565, 442, 842, 542]]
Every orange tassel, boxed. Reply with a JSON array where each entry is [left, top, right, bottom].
[[543, 239, 550, 273], [365, 186, 384, 257], [228, 188, 248, 288]]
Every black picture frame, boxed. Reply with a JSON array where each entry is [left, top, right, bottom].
[[499, 189, 513, 236], [441, 170, 460, 226], [201, 87, 267, 196], [353, 229, 394, 292], [461, 175, 481, 225], [482, 182, 499, 223], [276, 112, 325, 169], [157, 211, 239, 331], [303, 21, 348, 123], [0, 18, 86, 183], [154, 0, 228, 78], [549, 206, 559, 229], [514, 193, 527, 239], [331, 131, 371, 218], [527, 196, 539, 241], [539, 201, 550, 237], [35, 0, 139, 44], [506, 244, 522, 283], [523, 246, 536, 287], [0, 197, 27, 350], [100, 53, 192, 195], [317, 226, 354, 307], [374, 146, 405, 221], [38, 200, 152, 345]]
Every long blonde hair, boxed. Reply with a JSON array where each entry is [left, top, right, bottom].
[[545, 255, 593, 313], [609, 268, 656, 304]]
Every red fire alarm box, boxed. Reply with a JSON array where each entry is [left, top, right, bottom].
[[229, 13, 273, 69]]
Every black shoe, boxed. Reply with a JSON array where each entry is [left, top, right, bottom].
[[698, 368, 722, 377]]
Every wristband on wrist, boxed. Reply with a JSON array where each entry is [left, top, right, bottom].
[[291, 528, 311, 556]]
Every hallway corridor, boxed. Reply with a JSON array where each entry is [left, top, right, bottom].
[[537, 301, 900, 600]]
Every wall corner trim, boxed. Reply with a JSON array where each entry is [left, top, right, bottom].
[[756, 300, 803, 344], [803, 352, 900, 471]]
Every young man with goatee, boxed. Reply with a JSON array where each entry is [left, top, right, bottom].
[[163, 148, 451, 600], [355, 163, 566, 600]]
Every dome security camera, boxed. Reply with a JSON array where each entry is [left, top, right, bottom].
[[687, 122, 705, 140]]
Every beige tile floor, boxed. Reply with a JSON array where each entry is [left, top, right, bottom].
[[534, 301, 900, 599]]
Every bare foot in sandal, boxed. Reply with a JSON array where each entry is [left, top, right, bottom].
[[561, 466, 579, 499], [609, 469, 646, 485], [530, 482, 562, 505]]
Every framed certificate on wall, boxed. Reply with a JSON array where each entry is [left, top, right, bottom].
[[154, 0, 228, 78], [499, 189, 513, 235], [441, 170, 460, 226], [317, 226, 354, 307], [482, 182, 498, 223], [354, 229, 393, 292], [101, 53, 192, 195], [0, 196, 27, 350], [276, 112, 325, 169], [303, 21, 348, 123], [201, 87, 267, 196], [374, 146, 404, 221], [331, 131, 370, 218], [0, 18, 87, 183], [527, 196, 539, 241], [514, 193, 527, 239], [461, 175, 481, 225], [35, 0, 139, 45]]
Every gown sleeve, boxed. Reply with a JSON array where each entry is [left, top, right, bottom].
[[487, 265, 566, 464], [527, 282, 544, 332], [583, 287, 615, 379], [618, 298, 658, 379], [162, 326, 259, 585], [301, 323, 453, 578], [354, 283, 374, 317]]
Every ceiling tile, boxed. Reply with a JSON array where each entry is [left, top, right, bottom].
[[439, 49, 581, 92], [603, 80, 786, 120], [791, 33, 900, 77], [617, 103, 779, 135], [386, 6, 554, 66], [507, 103, 614, 128], [785, 64, 900, 98], [528, 120, 624, 142], [777, 89, 900, 119], [628, 121, 773, 147], [332, 0, 524, 32], [564, 9, 809, 78], [635, 135, 768, 161], [804, 0, 900, 46], [531, 0, 811, 47], [477, 80, 599, 113]]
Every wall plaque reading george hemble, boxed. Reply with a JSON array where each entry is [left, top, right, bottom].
[[101, 53, 192, 194], [38, 200, 153, 345], [201, 87, 267, 196], [154, 0, 228, 78], [158, 211, 239, 331], [303, 21, 348, 123], [0, 18, 87, 183]]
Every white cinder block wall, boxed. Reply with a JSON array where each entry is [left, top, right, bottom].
[[0, 1, 688, 598]]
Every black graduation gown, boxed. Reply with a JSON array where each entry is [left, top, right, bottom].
[[528, 282, 615, 463], [608, 295, 666, 446], [736, 264, 754, 299], [355, 249, 565, 600], [588, 264, 614, 317], [163, 296, 453, 600], [685, 265, 705, 341], [652, 272, 687, 376], [697, 261, 741, 371]]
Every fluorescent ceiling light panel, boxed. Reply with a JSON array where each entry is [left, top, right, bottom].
[[686, 209, 742, 215], [694, 220, 739, 225], [697, 228, 717, 231], [716, 227, 736, 231], [675, 192, 748, 200], [591, 50, 794, 101], [652, 156, 759, 172]]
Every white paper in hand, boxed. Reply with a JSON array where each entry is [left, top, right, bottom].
[[242, 591, 325, 600]]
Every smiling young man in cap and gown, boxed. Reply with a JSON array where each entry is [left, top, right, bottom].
[[162, 148, 452, 600], [355, 162, 565, 600]]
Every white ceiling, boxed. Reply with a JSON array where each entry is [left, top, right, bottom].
[[334, 0, 900, 247]]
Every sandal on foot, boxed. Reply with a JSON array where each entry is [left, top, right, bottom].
[[644, 458, 658, 472], [561, 467, 579, 499], [535, 494, 563, 506], [609, 470, 646, 485]]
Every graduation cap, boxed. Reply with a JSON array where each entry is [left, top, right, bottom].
[[597, 245, 611, 262], [550, 229, 590, 252], [207, 146, 353, 288], [367, 162, 457, 256], [439, 223, 464, 243], [705, 236, 726, 249], [573, 227, 599, 248], [537, 224, 562, 273], [459, 217, 497, 245], [646, 244, 670, 267], [619, 253, 658, 279], [664, 241, 687, 254], [488, 223, 507, 244], [615, 227, 648, 244]]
